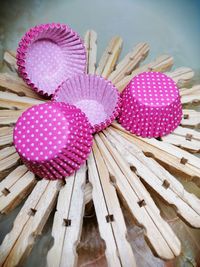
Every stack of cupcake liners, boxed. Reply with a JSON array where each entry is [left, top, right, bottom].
[[14, 24, 182, 179], [118, 72, 182, 138], [14, 102, 93, 180]]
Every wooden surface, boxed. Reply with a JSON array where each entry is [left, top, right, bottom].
[[105, 127, 200, 228], [88, 142, 136, 267], [0, 29, 200, 267], [0, 180, 61, 267], [95, 133, 181, 260], [47, 165, 87, 267]]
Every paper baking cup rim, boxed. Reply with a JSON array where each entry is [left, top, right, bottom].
[[53, 73, 122, 133], [16, 23, 86, 97]]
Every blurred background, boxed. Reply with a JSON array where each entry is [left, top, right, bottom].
[[0, 0, 200, 77]]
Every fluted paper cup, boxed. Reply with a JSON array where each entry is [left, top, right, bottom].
[[53, 74, 121, 133], [118, 72, 182, 138], [13, 102, 93, 179], [17, 23, 86, 97]]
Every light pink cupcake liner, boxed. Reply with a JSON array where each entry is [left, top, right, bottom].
[[118, 72, 182, 138], [13, 102, 93, 180], [53, 74, 121, 133], [17, 23, 86, 97]]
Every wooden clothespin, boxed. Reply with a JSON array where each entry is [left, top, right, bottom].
[[105, 127, 200, 228], [84, 30, 97, 74], [95, 133, 181, 260], [96, 36, 123, 78], [0, 179, 62, 267], [47, 165, 87, 267], [88, 143, 136, 267]]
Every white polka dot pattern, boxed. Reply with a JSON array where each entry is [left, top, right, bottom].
[[53, 74, 121, 133], [17, 23, 86, 97], [13, 102, 93, 180], [118, 72, 183, 138]]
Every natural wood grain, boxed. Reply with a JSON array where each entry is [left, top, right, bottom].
[[84, 30, 97, 74], [0, 169, 36, 214], [96, 36, 123, 78], [0, 127, 13, 147], [0, 146, 16, 160], [0, 180, 61, 267], [0, 146, 20, 174], [0, 73, 44, 100], [115, 54, 174, 91], [0, 91, 44, 110], [161, 125, 200, 153], [3, 51, 17, 72], [105, 128, 200, 228], [173, 126, 200, 141], [95, 133, 181, 260], [0, 109, 24, 125], [181, 109, 200, 128], [108, 42, 150, 84], [47, 165, 86, 267], [161, 133, 200, 153], [180, 85, 200, 104], [0, 165, 28, 197], [88, 142, 136, 267], [112, 123, 200, 186], [166, 67, 194, 88]]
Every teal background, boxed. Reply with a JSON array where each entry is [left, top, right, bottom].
[[0, 0, 200, 75]]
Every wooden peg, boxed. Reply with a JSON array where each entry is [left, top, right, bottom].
[[96, 36, 123, 78], [115, 54, 174, 91], [161, 131, 200, 153], [166, 67, 194, 88], [111, 122, 200, 186], [104, 127, 200, 228], [0, 180, 61, 267], [47, 165, 87, 267], [182, 109, 200, 128], [0, 91, 44, 110], [180, 85, 200, 104], [0, 146, 20, 177], [0, 127, 13, 147], [3, 51, 17, 72], [0, 73, 44, 100], [84, 30, 97, 74], [88, 144, 136, 267], [0, 109, 24, 125], [0, 165, 36, 214], [95, 133, 181, 260], [108, 42, 150, 84], [173, 126, 200, 141]]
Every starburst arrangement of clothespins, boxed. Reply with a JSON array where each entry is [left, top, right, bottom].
[[0, 29, 200, 267]]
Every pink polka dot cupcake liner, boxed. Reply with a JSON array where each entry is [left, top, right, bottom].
[[118, 72, 183, 138], [13, 102, 93, 180], [16, 23, 86, 97], [53, 74, 121, 133]]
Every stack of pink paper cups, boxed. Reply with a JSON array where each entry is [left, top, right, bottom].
[[118, 72, 182, 138], [14, 102, 93, 180]]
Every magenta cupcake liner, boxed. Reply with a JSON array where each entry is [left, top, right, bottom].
[[16, 23, 86, 97], [53, 74, 121, 133], [13, 102, 93, 180], [118, 72, 182, 138]]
